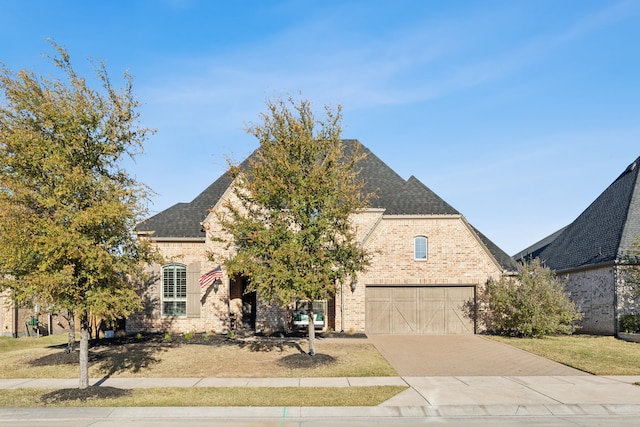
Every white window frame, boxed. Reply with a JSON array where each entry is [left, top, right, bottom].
[[162, 263, 187, 317], [414, 236, 428, 261]]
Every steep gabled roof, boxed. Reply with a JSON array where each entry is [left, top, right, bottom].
[[136, 176, 228, 239], [137, 140, 410, 237], [136, 140, 515, 271], [138, 149, 259, 239], [346, 140, 407, 209], [532, 157, 640, 272]]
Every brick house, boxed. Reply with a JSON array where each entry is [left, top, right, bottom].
[[131, 140, 517, 335], [514, 156, 640, 335], [0, 295, 71, 337]]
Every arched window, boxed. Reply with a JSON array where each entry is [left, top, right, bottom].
[[414, 236, 428, 260], [162, 264, 187, 317]]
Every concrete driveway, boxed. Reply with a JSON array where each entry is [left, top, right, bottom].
[[368, 335, 589, 376]]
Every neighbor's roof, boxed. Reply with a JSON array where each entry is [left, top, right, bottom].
[[512, 226, 567, 262], [519, 156, 640, 272], [137, 139, 516, 271]]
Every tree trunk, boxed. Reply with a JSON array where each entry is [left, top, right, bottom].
[[67, 312, 76, 353], [79, 314, 90, 389], [307, 305, 316, 356]]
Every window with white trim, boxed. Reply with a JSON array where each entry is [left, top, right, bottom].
[[162, 264, 187, 317], [414, 236, 428, 260]]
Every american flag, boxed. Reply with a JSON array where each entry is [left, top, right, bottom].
[[199, 266, 223, 289]]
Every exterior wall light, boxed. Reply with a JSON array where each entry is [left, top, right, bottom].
[[350, 280, 357, 293]]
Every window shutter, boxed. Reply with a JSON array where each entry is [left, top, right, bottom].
[[147, 263, 162, 317], [186, 262, 201, 318]]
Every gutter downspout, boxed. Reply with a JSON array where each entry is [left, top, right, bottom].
[[340, 281, 344, 333], [613, 261, 619, 336], [12, 289, 18, 338]]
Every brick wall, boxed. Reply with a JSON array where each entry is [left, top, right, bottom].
[[135, 200, 506, 335], [335, 214, 504, 332], [126, 240, 233, 334], [559, 266, 616, 335]]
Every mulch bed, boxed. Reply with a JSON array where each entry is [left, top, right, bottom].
[[277, 353, 337, 368], [42, 386, 131, 403]]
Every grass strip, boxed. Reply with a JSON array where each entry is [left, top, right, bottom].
[[0, 386, 407, 407]]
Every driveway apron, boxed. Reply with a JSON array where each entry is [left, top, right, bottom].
[[368, 335, 589, 376]]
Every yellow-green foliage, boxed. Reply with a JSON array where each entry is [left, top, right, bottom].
[[0, 41, 159, 387], [0, 41, 158, 317]]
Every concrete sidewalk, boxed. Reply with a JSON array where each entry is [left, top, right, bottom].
[[0, 376, 406, 389]]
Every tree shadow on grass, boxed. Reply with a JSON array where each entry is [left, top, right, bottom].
[[92, 342, 169, 378], [237, 339, 306, 354], [30, 334, 170, 378]]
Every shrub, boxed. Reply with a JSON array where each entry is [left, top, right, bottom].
[[184, 331, 194, 341], [475, 258, 582, 337], [619, 314, 640, 333]]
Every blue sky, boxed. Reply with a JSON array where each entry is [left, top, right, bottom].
[[1, 0, 639, 255]]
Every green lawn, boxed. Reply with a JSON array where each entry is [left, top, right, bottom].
[[489, 334, 640, 375]]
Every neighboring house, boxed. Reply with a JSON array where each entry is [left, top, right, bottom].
[[514, 156, 640, 335], [131, 140, 517, 335], [0, 294, 71, 337]]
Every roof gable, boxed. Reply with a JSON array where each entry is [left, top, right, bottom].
[[536, 157, 640, 271], [136, 140, 516, 271], [136, 171, 234, 238]]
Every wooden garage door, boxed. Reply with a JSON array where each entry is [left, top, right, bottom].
[[365, 286, 475, 335]]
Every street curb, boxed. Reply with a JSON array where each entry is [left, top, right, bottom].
[[2, 404, 640, 421]]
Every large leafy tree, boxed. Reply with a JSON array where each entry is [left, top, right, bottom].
[[215, 97, 371, 355], [0, 42, 157, 388]]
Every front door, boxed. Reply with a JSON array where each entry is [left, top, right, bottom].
[[241, 279, 256, 330]]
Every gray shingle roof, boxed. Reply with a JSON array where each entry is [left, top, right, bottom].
[[344, 140, 407, 209], [137, 163, 235, 238], [385, 176, 459, 215], [137, 140, 515, 271], [472, 226, 519, 272], [526, 157, 640, 272], [513, 226, 567, 262]]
